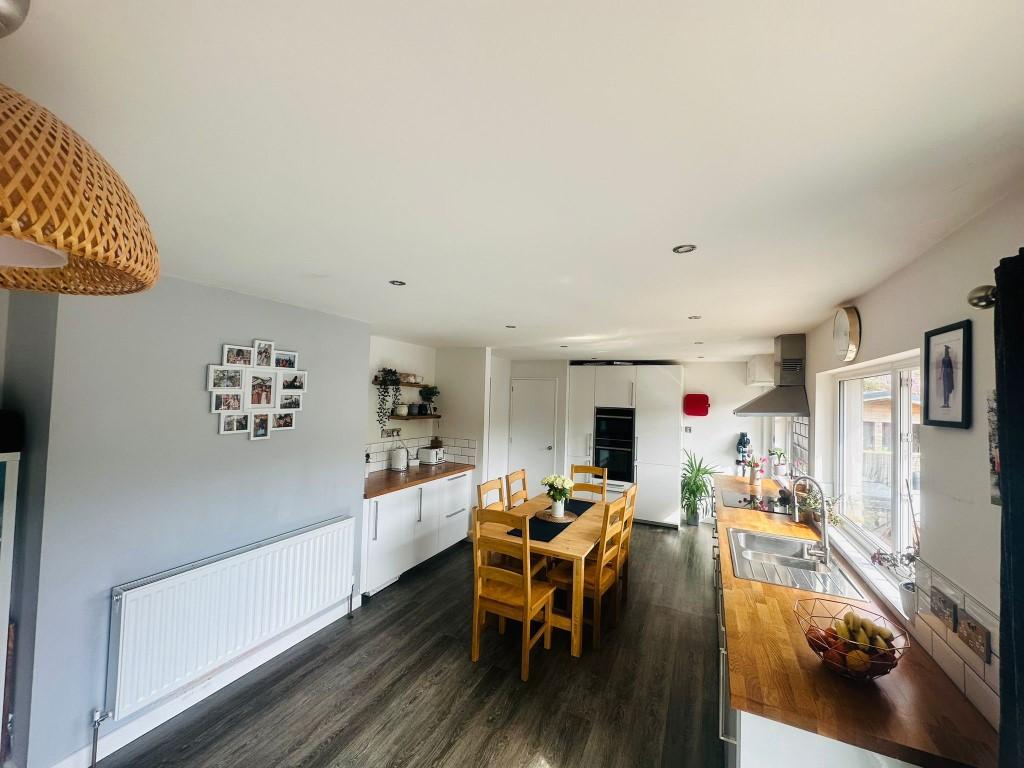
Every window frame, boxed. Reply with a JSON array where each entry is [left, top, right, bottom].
[[833, 355, 920, 560]]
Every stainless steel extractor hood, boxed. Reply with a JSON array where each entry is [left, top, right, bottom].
[[734, 334, 810, 417]]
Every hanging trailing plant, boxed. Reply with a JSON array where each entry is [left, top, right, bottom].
[[375, 367, 401, 431]]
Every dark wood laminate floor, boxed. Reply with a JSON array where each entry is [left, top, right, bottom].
[[101, 523, 723, 768]]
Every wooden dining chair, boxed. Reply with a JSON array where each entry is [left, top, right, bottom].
[[547, 496, 625, 649], [569, 464, 608, 502], [619, 484, 638, 601], [506, 468, 529, 508], [477, 478, 547, 578], [471, 507, 555, 682]]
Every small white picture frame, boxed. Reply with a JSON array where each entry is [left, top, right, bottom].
[[278, 392, 303, 411], [250, 412, 270, 440], [219, 413, 250, 434], [253, 339, 275, 368], [211, 392, 243, 413], [223, 344, 254, 367], [274, 350, 298, 369], [271, 412, 296, 431], [207, 364, 243, 391], [278, 370, 308, 393], [246, 370, 277, 410]]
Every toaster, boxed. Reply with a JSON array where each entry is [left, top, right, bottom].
[[417, 447, 445, 465]]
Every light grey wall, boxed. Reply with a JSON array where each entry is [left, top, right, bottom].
[[17, 278, 368, 768], [2, 292, 59, 768]]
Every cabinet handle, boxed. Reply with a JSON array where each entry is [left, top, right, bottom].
[[719, 648, 737, 745], [586, 433, 592, 458], [417, 487, 423, 522], [446, 508, 466, 519], [446, 474, 467, 482], [630, 381, 635, 407], [373, 501, 379, 541]]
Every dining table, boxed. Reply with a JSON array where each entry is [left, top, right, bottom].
[[475, 493, 606, 657]]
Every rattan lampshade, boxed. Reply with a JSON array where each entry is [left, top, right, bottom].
[[0, 83, 159, 294]]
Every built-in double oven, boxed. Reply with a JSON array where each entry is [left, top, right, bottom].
[[593, 407, 635, 483]]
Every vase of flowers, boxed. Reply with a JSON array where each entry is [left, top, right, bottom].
[[743, 455, 767, 491], [541, 474, 573, 517]]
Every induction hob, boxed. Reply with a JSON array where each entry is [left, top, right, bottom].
[[720, 490, 789, 514]]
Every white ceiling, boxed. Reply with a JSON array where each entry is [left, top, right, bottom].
[[3, 2, 1024, 361]]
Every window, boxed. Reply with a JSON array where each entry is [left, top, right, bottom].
[[837, 362, 921, 554], [771, 416, 809, 476]]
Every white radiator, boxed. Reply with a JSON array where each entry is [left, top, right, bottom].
[[105, 515, 355, 720]]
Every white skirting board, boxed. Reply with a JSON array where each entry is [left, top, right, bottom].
[[52, 594, 360, 768]]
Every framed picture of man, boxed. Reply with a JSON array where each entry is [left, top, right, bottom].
[[923, 319, 972, 429]]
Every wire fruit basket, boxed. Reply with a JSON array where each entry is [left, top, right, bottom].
[[794, 598, 909, 681]]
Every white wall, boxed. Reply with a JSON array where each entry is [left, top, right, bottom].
[[805, 187, 1024, 611], [367, 335, 437, 443], [435, 347, 491, 486], [509, 360, 569, 473], [486, 354, 511, 480], [682, 362, 767, 474]]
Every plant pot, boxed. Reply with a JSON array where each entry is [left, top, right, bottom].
[[899, 581, 917, 617], [684, 503, 700, 526], [749, 466, 761, 491], [550, 499, 565, 518], [393, 404, 409, 417]]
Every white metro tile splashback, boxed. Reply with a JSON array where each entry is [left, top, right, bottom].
[[363, 436, 477, 474]]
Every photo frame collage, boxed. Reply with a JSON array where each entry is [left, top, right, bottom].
[[207, 340, 307, 440]]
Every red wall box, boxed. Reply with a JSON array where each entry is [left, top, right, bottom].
[[683, 393, 710, 416]]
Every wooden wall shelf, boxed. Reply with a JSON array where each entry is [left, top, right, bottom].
[[390, 414, 441, 421], [372, 377, 432, 389]]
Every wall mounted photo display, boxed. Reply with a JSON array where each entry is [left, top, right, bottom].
[[278, 392, 303, 411], [246, 370, 277, 410], [211, 392, 243, 413], [923, 319, 972, 429], [279, 369, 308, 393], [253, 339, 274, 368], [250, 412, 270, 440], [219, 413, 250, 435], [274, 350, 298, 369], [223, 344, 254, 367], [207, 365, 243, 391], [271, 412, 295, 430]]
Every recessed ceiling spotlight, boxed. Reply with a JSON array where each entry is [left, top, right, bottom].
[[672, 244, 697, 254], [694, 341, 704, 345], [591, 357, 598, 360], [559, 345, 568, 348], [697, 355, 705, 359], [687, 315, 702, 320], [389, 279, 406, 286], [505, 324, 517, 329]]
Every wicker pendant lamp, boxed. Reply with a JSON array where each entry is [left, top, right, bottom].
[[0, 82, 159, 294]]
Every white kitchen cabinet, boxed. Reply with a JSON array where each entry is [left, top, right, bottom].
[[413, 484, 440, 563], [746, 354, 774, 386], [634, 365, 682, 463], [365, 486, 418, 593], [567, 366, 596, 460], [437, 471, 472, 550], [634, 461, 681, 527], [594, 365, 636, 408]]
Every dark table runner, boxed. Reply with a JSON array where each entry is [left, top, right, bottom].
[[508, 498, 593, 543]]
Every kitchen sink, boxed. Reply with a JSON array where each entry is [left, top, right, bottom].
[[727, 529, 864, 600]]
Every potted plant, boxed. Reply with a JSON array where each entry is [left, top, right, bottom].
[[768, 448, 788, 478], [742, 455, 768, 491], [541, 474, 574, 518], [871, 547, 919, 617], [375, 367, 402, 432], [797, 486, 843, 527], [419, 385, 440, 414], [681, 451, 718, 526]]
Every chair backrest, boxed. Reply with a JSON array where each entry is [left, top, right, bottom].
[[472, 506, 531, 606], [621, 484, 638, 559], [506, 468, 529, 508], [477, 478, 507, 511], [570, 464, 608, 501], [595, 496, 626, 573]]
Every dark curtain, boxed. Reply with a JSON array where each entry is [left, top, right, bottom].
[[996, 247, 1024, 767]]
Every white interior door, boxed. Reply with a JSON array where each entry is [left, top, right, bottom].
[[509, 378, 557, 497]]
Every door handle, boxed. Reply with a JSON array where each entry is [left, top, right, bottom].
[[546, 445, 553, 450]]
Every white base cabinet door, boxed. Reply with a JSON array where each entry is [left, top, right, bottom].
[[438, 471, 472, 551], [633, 462, 681, 527], [412, 484, 440, 564], [365, 487, 417, 593]]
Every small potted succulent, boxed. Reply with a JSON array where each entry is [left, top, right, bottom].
[[541, 474, 574, 518], [871, 547, 919, 617], [768, 448, 788, 478]]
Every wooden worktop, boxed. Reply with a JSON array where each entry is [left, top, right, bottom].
[[364, 462, 474, 499], [716, 476, 997, 768]]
